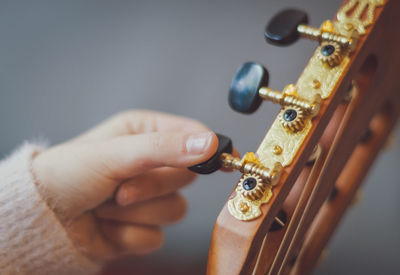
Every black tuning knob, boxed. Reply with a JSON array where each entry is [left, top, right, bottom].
[[229, 62, 269, 114], [265, 9, 308, 46], [188, 133, 233, 174]]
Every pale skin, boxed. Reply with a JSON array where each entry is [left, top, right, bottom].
[[32, 110, 223, 261]]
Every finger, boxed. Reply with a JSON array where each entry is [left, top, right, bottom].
[[95, 193, 187, 225], [65, 213, 118, 261], [93, 131, 218, 179], [100, 221, 164, 255], [74, 110, 209, 142], [115, 167, 196, 206]]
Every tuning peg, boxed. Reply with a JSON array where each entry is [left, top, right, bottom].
[[228, 62, 269, 114], [265, 9, 309, 46], [229, 62, 321, 127], [265, 9, 357, 57], [188, 133, 233, 174]]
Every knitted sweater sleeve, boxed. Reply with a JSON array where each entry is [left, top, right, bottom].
[[0, 142, 99, 275]]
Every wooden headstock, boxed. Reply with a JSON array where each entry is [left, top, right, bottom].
[[203, 1, 400, 274]]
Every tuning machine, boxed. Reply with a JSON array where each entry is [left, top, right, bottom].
[[264, 9, 358, 67], [189, 134, 282, 185], [224, 152, 282, 220], [223, 152, 282, 220], [221, 152, 282, 187], [229, 62, 321, 132]]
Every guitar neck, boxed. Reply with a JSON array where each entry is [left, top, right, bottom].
[[207, 0, 400, 274]]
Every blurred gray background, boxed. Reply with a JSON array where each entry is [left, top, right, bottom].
[[1, 0, 399, 274]]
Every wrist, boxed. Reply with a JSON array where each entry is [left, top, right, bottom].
[[31, 149, 69, 222]]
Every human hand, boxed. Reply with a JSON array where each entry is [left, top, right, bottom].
[[32, 110, 219, 261]]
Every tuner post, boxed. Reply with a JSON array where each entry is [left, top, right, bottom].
[[297, 20, 357, 51], [259, 84, 321, 117]]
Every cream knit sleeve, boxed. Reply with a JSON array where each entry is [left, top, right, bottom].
[[0, 142, 99, 275]]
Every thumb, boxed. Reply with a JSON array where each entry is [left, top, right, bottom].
[[95, 131, 218, 179]]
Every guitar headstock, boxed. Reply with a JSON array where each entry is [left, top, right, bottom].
[[192, 0, 400, 274]]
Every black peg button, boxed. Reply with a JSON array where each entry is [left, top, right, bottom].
[[229, 62, 269, 114], [265, 9, 309, 46], [188, 133, 233, 174]]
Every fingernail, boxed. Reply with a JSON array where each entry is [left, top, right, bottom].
[[186, 132, 212, 155]]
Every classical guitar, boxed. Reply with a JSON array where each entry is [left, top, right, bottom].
[[189, 0, 400, 274]]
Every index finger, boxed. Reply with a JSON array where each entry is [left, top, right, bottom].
[[115, 167, 196, 206], [74, 110, 209, 142]]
